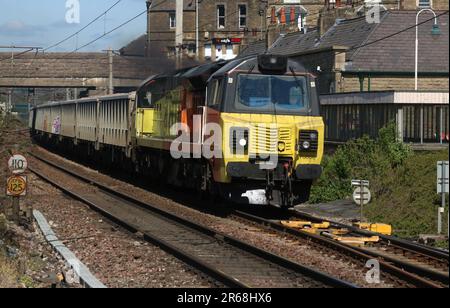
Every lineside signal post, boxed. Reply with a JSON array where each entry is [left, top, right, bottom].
[[437, 161, 449, 235], [6, 154, 29, 224], [352, 180, 371, 223]]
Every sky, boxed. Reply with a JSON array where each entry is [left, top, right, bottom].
[[0, 0, 147, 52]]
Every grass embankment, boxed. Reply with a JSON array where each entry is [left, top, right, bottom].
[[0, 214, 20, 288], [0, 115, 38, 288], [310, 124, 449, 240]]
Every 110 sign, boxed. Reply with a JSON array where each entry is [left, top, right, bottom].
[[8, 154, 28, 174]]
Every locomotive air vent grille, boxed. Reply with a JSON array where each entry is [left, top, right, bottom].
[[250, 126, 279, 154], [278, 128, 292, 152]]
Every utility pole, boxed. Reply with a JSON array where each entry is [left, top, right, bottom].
[[196, 0, 199, 59], [176, 0, 184, 69], [7, 89, 12, 114], [108, 48, 114, 95], [102, 48, 114, 95]]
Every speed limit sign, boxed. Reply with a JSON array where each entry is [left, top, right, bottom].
[[8, 154, 28, 175], [6, 175, 27, 196]]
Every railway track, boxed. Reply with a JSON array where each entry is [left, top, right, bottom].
[[230, 208, 449, 288], [28, 153, 355, 288]]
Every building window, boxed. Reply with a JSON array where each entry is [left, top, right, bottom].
[[216, 44, 224, 60], [418, 0, 431, 8], [238, 4, 247, 29], [204, 44, 212, 59], [169, 12, 176, 29], [217, 5, 226, 29], [226, 45, 235, 60]]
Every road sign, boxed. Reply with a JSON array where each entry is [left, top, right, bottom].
[[8, 154, 28, 174], [352, 180, 370, 187], [437, 161, 449, 194], [6, 175, 27, 196], [353, 187, 372, 206]]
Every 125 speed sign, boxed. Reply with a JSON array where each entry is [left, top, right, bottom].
[[6, 175, 27, 196]]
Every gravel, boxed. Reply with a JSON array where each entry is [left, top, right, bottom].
[[27, 172, 216, 288], [30, 147, 400, 288]]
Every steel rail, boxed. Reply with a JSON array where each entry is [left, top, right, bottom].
[[29, 154, 356, 289], [288, 209, 450, 261], [232, 209, 448, 288]]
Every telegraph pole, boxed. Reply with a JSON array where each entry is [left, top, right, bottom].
[[0, 46, 42, 113], [196, 0, 199, 59], [108, 48, 114, 95], [7, 89, 12, 114], [102, 48, 114, 95]]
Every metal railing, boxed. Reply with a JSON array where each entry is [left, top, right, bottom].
[[320, 91, 449, 145]]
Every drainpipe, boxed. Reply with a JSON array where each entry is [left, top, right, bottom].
[[358, 75, 364, 92]]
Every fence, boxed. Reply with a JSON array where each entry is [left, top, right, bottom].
[[320, 91, 449, 144]]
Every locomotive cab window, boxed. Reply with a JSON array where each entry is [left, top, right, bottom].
[[207, 78, 225, 108], [234, 74, 309, 114], [138, 81, 164, 108]]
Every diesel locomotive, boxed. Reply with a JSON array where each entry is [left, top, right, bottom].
[[30, 55, 325, 208]]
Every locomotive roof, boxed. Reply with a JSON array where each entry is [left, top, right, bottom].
[[137, 55, 310, 93], [210, 56, 308, 79]]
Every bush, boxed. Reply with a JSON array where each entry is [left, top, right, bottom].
[[310, 123, 412, 204], [309, 123, 450, 238]]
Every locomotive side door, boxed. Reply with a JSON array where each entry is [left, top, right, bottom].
[[202, 78, 224, 144]]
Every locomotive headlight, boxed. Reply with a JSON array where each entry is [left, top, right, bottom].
[[302, 141, 311, 150], [298, 130, 318, 155], [230, 127, 249, 155], [310, 132, 318, 141]]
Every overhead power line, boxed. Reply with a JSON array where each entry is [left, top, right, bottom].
[[341, 10, 449, 55], [44, 0, 123, 52]]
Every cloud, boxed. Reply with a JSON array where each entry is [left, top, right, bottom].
[[0, 20, 47, 37], [4, 20, 27, 31]]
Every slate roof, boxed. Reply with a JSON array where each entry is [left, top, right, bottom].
[[348, 10, 449, 73], [0, 52, 156, 79], [238, 40, 268, 58], [248, 10, 449, 74], [270, 29, 320, 55]]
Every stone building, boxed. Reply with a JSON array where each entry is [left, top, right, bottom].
[[241, 10, 449, 93], [146, 0, 267, 62], [265, 0, 448, 47]]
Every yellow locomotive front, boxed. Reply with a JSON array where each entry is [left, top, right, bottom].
[[204, 55, 325, 208]]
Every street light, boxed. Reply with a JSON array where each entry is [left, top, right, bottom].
[[415, 9, 441, 91]]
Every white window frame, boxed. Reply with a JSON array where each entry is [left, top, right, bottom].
[[169, 11, 176, 29], [217, 4, 226, 30], [417, 0, 432, 8], [238, 4, 247, 29]]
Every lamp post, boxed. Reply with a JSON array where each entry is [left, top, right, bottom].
[[196, 0, 199, 59], [415, 9, 441, 91], [415, 9, 440, 144]]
